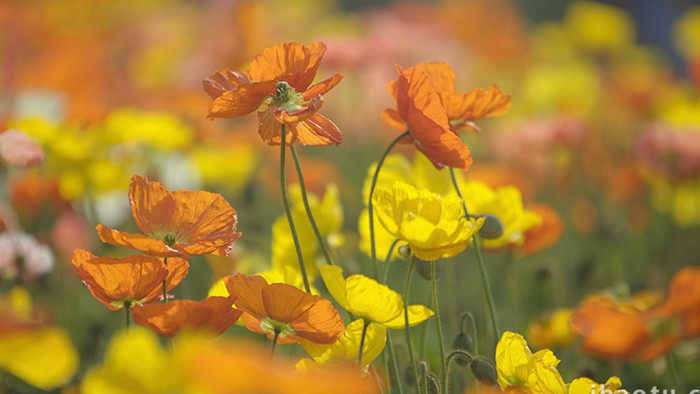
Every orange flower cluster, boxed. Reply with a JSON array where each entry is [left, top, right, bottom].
[[570, 266, 700, 361], [204, 42, 343, 146], [382, 61, 510, 170]]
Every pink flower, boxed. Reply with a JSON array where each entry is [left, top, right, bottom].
[[0, 130, 44, 168]]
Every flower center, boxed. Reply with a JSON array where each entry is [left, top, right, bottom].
[[269, 81, 304, 111], [259, 317, 296, 339], [148, 229, 182, 248]]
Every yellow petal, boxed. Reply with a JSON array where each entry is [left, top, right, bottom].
[[300, 319, 387, 369], [381, 304, 435, 329], [0, 327, 78, 390], [319, 265, 350, 311], [344, 275, 403, 325]]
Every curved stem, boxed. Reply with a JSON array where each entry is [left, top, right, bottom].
[[404, 257, 419, 394], [386, 331, 404, 394], [290, 144, 334, 266], [369, 131, 410, 279], [280, 125, 311, 293], [382, 238, 400, 284], [449, 168, 500, 339], [358, 319, 371, 367], [420, 361, 429, 394], [460, 312, 479, 356], [446, 349, 474, 371], [271, 330, 280, 358], [431, 261, 447, 394]]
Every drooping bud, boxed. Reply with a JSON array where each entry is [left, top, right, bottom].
[[452, 332, 474, 366], [470, 356, 498, 386], [476, 213, 504, 239]]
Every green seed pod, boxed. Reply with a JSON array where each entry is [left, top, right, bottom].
[[477, 213, 504, 239], [470, 356, 498, 386], [452, 332, 474, 366], [416, 259, 439, 281]]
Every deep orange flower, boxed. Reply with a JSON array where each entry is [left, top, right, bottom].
[[96, 175, 241, 258], [650, 266, 700, 338], [223, 273, 344, 344], [204, 42, 343, 146], [132, 297, 242, 338], [72, 249, 189, 311]]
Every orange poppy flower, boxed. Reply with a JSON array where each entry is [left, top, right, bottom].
[[650, 266, 700, 338], [132, 296, 242, 338], [72, 249, 189, 310], [223, 273, 344, 344], [96, 175, 241, 258], [518, 204, 564, 256], [384, 62, 511, 132], [381, 65, 473, 170], [204, 42, 343, 146]]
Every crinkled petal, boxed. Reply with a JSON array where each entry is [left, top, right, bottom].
[[96, 225, 184, 258], [302, 73, 343, 101], [248, 42, 326, 91], [381, 304, 435, 329], [290, 113, 342, 146], [440, 86, 511, 121], [206, 81, 275, 119], [203, 70, 251, 99]]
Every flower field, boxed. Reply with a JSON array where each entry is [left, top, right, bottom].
[[1, 0, 700, 393]]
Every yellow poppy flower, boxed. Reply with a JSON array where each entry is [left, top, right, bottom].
[[372, 181, 483, 261], [297, 319, 387, 371], [496, 331, 566, 394], [319, 265, 433, 329]]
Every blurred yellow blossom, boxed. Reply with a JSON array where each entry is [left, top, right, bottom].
[[527, 308, 577, 350], [564, 1, 635, 53], [673, 7, 700, 60], [373, 181, 484, 260], [190, 143, 260, 194], [568, 376, 627, 394], [496, 331, 566, 394], [102, 107, 194, 150]]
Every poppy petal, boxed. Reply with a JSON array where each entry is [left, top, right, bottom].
[[248, 42, 326, 92], [381, 304, 435, 329], [302, 73, 343, 101], [132, 297, 241, 338], [206, 81, 276, 120], [441, 86, 511, 121], [95, 225, 184, 258], [416, 61, 456, 94], [318, 265, 350, 312], [223, 274, 269, 320], [290, 113, 343, 146], [257, 110, 290, 146], [381, 109, 407, 132], [203, 70, 251, 99]]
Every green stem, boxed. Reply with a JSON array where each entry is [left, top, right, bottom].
[[386, 331, 404, 394], [460, 312, 479, 356], [280, 125, 311, 293], [358, 319, 371, 367], [431, 261, 447, 394], [382, 239, 400, 284], [271, 330, 280, 358], [666, 352, 684, 392], [446, 349, 474, 372], [449, 167, 500, 340], [369, 131, 410, 279], [289, 144, 334, 267], [124, 301, 131, 329], [161, 257, 168, 303], [421, 361, 429, 394], [404, 257, 419, 394]]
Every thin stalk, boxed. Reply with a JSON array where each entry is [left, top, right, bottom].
[[280, 125, 311, 293], [446, 349, 474, 372], [382, 238, 400, 284], [431, 261, 447, 394], [369, 131, 410, 279], [271, 330, 280, 358], [386, 331, 404, 394], [666, 352, 684, 392], [358, 319, 371, 367], [460, 312, 479, 356], [124, 301, 131, 329], [161, 257, 168, 303], [449, 168, 500, 339], [371, 365, 386, 394], [290, 144, 334, 266], [404, 257, 419, 394], [421, 361, 429, 394]]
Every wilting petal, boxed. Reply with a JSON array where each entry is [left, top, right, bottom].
[[302, 73, 344, 101], [203, 70, 251, 99], [206, 81, 276, 119], [291, 113, 343, 146], [132, 297, 241, 338], [257, 109, 287, 145], [441, 86, 511, 122], [415, 61, 456, 94]]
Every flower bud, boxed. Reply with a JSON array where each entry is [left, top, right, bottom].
[[452, 332, 473, 366], [476, 213, 504, 239], [470, 356, 498, 386], [425, 372, 440, 394], [398, 244, 412, 258]]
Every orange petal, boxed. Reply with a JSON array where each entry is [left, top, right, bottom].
[[224, 274, 269, 320], [248, 42, 326, 92], [142, 257, 190, 302], [415, 61, 456, 94], [132, 297, 241, 338], [381, 108, 407, 132], [302, 73, 343, 101], [72, 251, 168, 310], [206, 81, 276, 120], [257, 110, 291, 146], [289, 113, 342, 146], [441, 86, 511, 121], [95, 225, 184, 258], [203, 70, 251, 99]]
